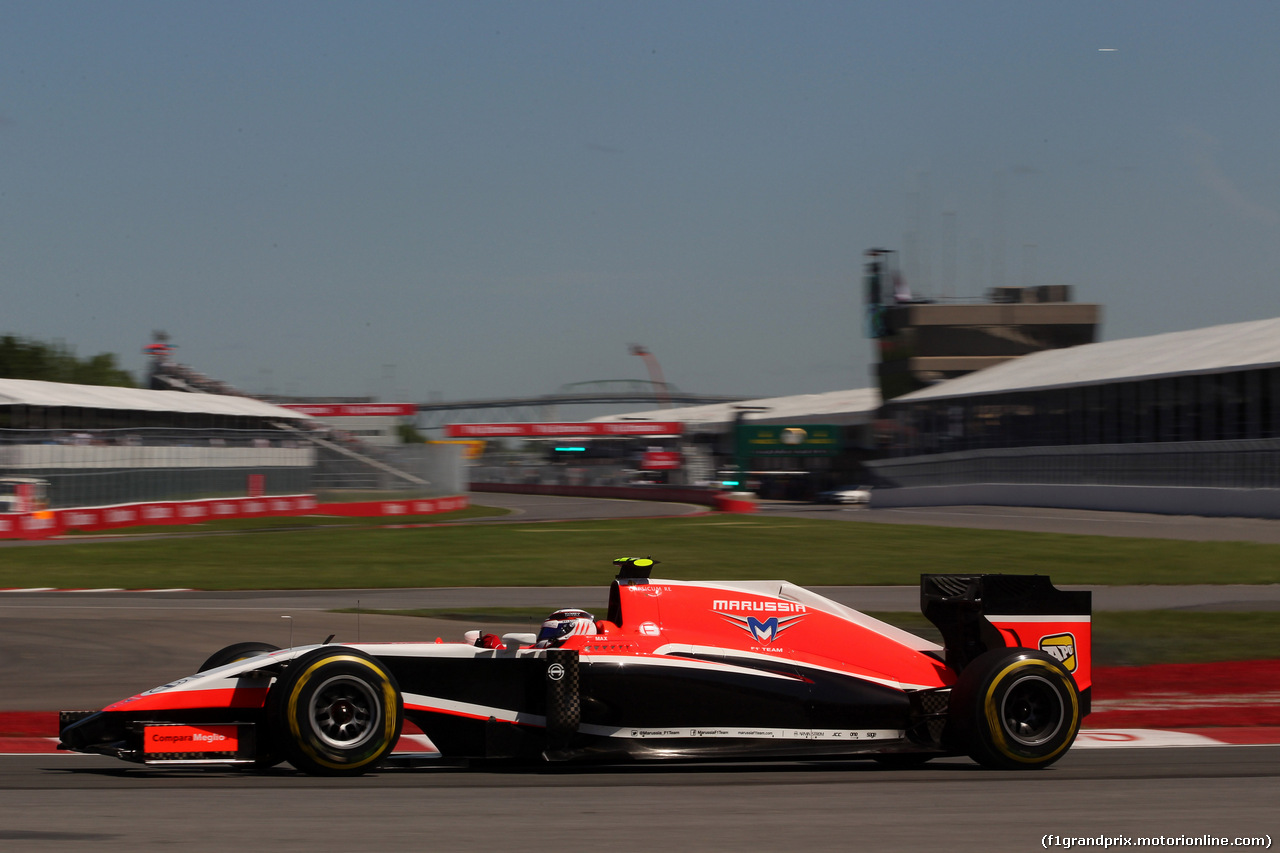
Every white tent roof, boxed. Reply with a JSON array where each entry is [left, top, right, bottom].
[[896, 316, 1280, 403], [591, 387, 881, 430], [0, 378, 313, 420]]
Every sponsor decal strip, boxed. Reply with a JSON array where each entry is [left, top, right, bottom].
[[586, 652, 800, 682], [2, 494, 468, 540], [143, 724, 239, 754], [280, 403, 418, 418], [1039, 632, 1080, 671], [715, 610, 806, 644], [578, 724, 905, 741], [403, 695, 903, 743], [712, 599, 807, 613], [445, 422, 684, 438]]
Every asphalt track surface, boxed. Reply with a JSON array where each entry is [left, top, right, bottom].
[[2, 749, 1276, 852], [5, 493, 1280, 851]]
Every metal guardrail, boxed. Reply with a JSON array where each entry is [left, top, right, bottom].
[[0, 427, 463, 508], [0, 428, 312, 508], [469, 461, 657, 488]]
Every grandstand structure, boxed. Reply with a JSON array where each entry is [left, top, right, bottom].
[[0, 376, 460, 510], [0, 377, 315, 508], [868, 316, 1280, 517]]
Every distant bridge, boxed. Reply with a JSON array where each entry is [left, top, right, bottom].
[[414, 380, 749, 431]]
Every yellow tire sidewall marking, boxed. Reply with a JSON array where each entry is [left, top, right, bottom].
[[285, 654, 399, 770], [982, 658, 1079, 764]]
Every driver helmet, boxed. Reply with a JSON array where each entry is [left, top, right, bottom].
[[536, 608, 598, 646]]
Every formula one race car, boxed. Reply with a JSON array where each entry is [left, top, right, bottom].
[[60, 558, 1091, 775]]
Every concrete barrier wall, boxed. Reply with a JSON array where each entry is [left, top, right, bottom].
[[470, 482, 720, 507], [0, 494, 472, 539], [871, 483, 1280, 519]]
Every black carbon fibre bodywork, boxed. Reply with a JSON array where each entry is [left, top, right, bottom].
[[376, 651, 922, 762], [59, 707, 267, 762]]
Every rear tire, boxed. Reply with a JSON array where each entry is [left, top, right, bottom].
[[948, 648, 1080, 770], [267, 647, 402, 776], [198, 641, 280, 673]]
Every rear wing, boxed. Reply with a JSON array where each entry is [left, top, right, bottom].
[[921, 574, 1092, 698]]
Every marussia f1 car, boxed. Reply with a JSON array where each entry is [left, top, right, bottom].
[[59, 558, 1091, 775]]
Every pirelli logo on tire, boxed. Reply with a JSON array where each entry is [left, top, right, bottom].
[[1039, 633, 1078, 672]]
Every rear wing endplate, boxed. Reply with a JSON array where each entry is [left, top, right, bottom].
[[920, 574, 1092, 685]]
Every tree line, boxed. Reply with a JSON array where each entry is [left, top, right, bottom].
[[0, 335, 135, 387]]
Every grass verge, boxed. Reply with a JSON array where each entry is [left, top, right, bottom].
[[3, 514, 1279, 589]]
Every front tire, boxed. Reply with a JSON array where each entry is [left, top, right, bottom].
[[267, 647, 402, 776], [948, 648, 1080, 770]]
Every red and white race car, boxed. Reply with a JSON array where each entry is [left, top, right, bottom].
[[60, 558, 1091, 775]]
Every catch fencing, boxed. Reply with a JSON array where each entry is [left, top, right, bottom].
[[0, 427, 464, 509]]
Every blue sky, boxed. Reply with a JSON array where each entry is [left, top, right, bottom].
[[3, 1, 1278, 403]]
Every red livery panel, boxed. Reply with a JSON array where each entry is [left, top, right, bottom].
[[143, 724, 240, 754]]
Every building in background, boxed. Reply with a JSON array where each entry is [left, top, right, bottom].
[[611, 389, 882, 497], [870, 316, 1280, 517], [449, 389, 881, 499], [864, 249, 1101, 401]]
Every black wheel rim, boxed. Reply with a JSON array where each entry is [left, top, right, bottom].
[[308, 674, 382, 750], [999, 673, 1064, 747]]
